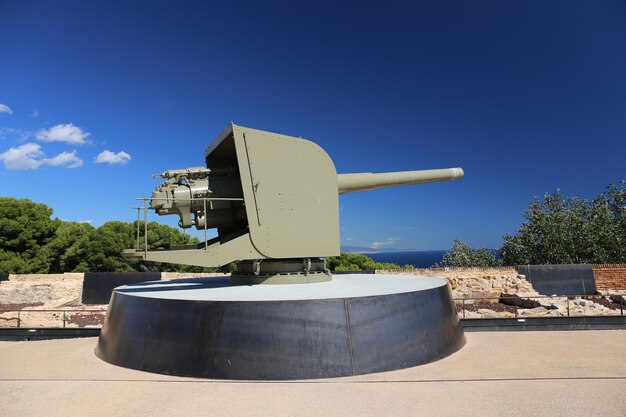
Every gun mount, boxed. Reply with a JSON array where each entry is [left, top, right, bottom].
[[123, 123, 464, 283]]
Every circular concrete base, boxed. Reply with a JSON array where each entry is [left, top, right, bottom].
[[95, 275, 465, 380]]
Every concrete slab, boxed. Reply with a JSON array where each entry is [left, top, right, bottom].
[[114, 274, 446, 301], [1, 330, 625, 416], [98, 276, 463, 379]]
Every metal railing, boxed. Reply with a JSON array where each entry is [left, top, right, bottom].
[[1, 294, 623, 329], [0, 309, 107, 328], [454, 294, 625, 319], [133, 196, 245, 254]]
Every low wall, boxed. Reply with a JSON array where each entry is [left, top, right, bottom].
[[2, 265, 625, 309], [7, 273, 84, 282], [0, 274, 84, 306], [82, 272, 162, 304], [81, 272, 229, 304], [517, 264, 596, 296], [379, 265, 626, 296], [593, 265, 626, 291], [376, 267, 536, 298]]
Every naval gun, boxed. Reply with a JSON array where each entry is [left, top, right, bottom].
[[123, 123, 463, 283]]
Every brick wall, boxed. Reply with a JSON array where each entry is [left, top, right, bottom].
[[592, 264, 626, 291]]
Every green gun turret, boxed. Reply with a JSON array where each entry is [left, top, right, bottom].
[[124, 124, 463, 283]]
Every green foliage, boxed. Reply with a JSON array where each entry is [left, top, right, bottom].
[[43, 221, 94, 272], [140, 221, 198, 250], [0, 197, 58, 273], [65, 221, 137, 272], [6, 181, 625, 274], [501, 182, 626, 265], [0, 197, 217, 273], [325, 252, 402, 271], [66, 221, 209, 273], [437, 239, 501, 268]]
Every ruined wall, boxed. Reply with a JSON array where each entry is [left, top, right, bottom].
[[376, 267, 538, 298], [593, 264, 626, 291]]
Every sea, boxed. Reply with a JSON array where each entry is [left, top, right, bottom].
[[364, 250, 447, 268]]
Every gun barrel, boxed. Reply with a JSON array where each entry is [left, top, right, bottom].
[[153, 166, 211, 180], [337, 167, 464, 194]]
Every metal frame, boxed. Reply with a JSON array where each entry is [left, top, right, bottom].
[[0, 309, 107, 328], [454, 294, 625, 319], [132, 196, 245, 255]]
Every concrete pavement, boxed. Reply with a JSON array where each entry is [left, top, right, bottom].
[[1, 330, 625, 416]]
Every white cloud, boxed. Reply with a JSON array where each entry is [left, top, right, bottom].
[[0, 143, 83, 170], [95, 150, 131, 165], [0, 143, 43, 170], [29, 109, 40, 118], [42, 150, 83, 168], [36, 123, 89, 145], [0, 103, 13, 114], [369, 237, 400, 249]]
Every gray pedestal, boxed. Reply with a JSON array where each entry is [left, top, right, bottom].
[[96, 274, 465, 379]]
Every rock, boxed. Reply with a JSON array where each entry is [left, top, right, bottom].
[[469, 290, 499, 299], [477, 308, 501, 318], [574, 298, 592, 307], [610, 295, 626, 305], [520, 306, 549, 316], [499, 293, 541, 309], [0, 280, 82, 305]]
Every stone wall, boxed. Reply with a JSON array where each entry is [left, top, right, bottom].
[[593, 264, 626, 291], [376, 267, 538, 299], [2, 269, 623, 324], [0, 273, 84, 307], [8, 266, 626, 302], [7, 273, 84, 282]]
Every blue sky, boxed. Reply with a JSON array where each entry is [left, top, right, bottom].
[[1, 1, 625, 250]]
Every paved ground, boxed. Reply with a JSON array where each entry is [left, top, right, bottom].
[[0, 330, 625, 416]]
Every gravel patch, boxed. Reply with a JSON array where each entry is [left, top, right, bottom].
[[66, 312, 105, 327], [0, 303, 44, 312], [455, 301, 518, 314]]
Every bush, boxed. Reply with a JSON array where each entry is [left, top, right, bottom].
[[436, 239, 500, 267], [325, 252, 402, 271], [0, 197, 59, 273], [501, 182, 626, 265], [0, 197, 218, 273]]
